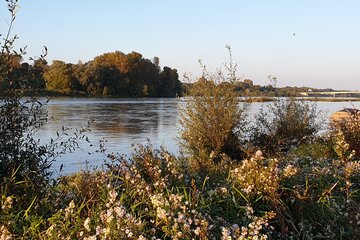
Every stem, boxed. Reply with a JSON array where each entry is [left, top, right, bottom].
[[1, 0, 18, 54]]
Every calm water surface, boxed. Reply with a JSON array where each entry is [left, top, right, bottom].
[[38, 98, 360, 175]]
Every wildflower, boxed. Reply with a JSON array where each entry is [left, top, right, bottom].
[[255, 150, 263, 158], [176, 231, 183, 238], [84, 217, 91, 232], [183, 223, 191, 231], [69, 200, 75, 209], [0, 225, 12, 240], [283, 164, 298, 177], [138, 235, 147, 240], [1, 196, 13, 212], [114, 206, 126, 218], [177, 213, 185, 223], [65, 200, 75, 218], [108, 190, 117, 204], [220, 187, 228, 194], [104, 209, 114, 224], [221, 227, 231, 240], [96, 226, 103, 236], [156, 207, 167, 220], [241, 226, 248, 236], [124, 228, 134, 237], [194, 227, 201, 236]]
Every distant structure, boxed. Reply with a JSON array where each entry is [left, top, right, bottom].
[[300, 91, 360, 98]]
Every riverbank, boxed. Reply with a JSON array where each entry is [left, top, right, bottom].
[[244, 96, 360, 102], [302, 96, 360, 102]]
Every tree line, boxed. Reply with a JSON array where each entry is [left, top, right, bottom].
[[1, 50, 337, 98], [0, 51, 183, 97]]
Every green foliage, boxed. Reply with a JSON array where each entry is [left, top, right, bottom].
[[0, 53, 46, 92], [0, 3, 90, 237], [0, 37, 183, 97], [0, 96, 51, 206], [250, 98, 323, 156], [0, 0, 52, 209], [43, 60, 77, 91], [179, 47, 247, 174], [42, 51, 183, 97], [158, 66, 182, 97]]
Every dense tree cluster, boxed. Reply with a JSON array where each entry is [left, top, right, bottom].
[[1, 51, 183, 97], [0, 53, 47, 91]]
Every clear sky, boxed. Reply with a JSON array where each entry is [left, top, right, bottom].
[[2, 0, 360, 89]]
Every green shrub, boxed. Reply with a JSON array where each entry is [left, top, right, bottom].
[[250, 98, 323, 156], [179, 46, 247, 174], [0, 0, 52, 208]]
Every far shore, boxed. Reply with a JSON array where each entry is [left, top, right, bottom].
[[3, 90, 360, 103]]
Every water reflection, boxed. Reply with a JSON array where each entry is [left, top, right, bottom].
[[38, 98, 180, 175]]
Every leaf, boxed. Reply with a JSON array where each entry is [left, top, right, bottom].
[[24, 196, 37, 219]]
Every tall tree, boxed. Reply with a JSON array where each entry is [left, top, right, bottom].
[[158, 67, 182, 97], [44, 60, 76, 91]]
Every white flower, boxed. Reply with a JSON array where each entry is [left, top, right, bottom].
[[0, 225, 12, 240], [1, 196, 13, 211], [156, 207, 167, 220], [221, 227, 231, 240], [84, 217, 91, 232], [96, 226, 103, 236], [65, 200, 75, 218], [255, 150, 263, 158], [108, 190, 118, 204], [194, 227, 201, 236], [283, 164, 298, 177], [114, 206, 126, 218], [220, 187, 228, 194], [68, 200, 75, 209]]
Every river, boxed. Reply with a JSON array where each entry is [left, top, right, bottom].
[[37, 97, 360, 175]]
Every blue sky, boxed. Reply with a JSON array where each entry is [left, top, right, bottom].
[[2, 0, 360, 89]]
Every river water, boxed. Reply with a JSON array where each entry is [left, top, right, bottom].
[[37, 97, 360, 175]]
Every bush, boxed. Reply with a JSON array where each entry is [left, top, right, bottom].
[[331, 109, 360, 158], [0, 0, 52, 208], [179, 46, 247, 173], [249, 98, 323, 156], [0, 0, 89, 221]]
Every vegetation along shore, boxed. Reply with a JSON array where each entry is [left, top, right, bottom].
[[1, 1, 360, 239]]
